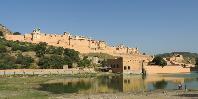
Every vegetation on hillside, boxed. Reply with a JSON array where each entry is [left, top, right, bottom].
[[13, 32, 21, 35], [157, 52, 198, 64], [0, 38, 91, 69], [0, 31, 3, 36], [151, 56, 167, 67], [82, 53, 116, 59], [195, 58, 198, 67]]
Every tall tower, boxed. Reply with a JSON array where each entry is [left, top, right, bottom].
[[31, 28, 41, 41]]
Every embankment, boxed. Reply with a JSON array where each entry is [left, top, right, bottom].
[[0, 68, 95, 75], [145, 65, 190, 74]]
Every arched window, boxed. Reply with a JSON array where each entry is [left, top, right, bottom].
[[128, 66, 130, 70], [124, 66, 127, 70]]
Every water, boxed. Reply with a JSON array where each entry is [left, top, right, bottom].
[[38, 73, 198, 94]]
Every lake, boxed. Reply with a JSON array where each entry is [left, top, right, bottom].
[[37, 73, 198, 94]]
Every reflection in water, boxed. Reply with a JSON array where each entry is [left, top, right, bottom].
[[153, 80, 168, 89], [37, 73, 198, 94], [38, 80, 91, 94]]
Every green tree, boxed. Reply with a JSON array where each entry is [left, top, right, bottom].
[[195, 58, 198, 67], [13, 32, 21, 35], [0, 31, 3, 36], [153, 80, 168, 89], [49, 55, 65, 69], [16, 54, 34, 68], [152, 56, 167, 67], [0, 53, 17, 69], [38, 56, 50, 69], [46, 46, 64, 55], [38, 55, 65, 69], [78, 56, 91, 68], [55, 47, 64, 55], [0, 45, 7, 53], [34, 42, 47, 57], [63, 48, 80, 63], [46, 46, 56, 54]]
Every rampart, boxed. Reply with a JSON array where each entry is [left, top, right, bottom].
[[144, 65, 190, 74]]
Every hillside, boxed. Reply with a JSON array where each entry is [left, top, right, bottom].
[[157, 52, 198, 64], [0, 24, 12, 36], [0, 38, 92, 69]]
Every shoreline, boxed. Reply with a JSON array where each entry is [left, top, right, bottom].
[[0, 68, 96, 75], [0, 72, 198, 99], [61, 89, 198, 99]]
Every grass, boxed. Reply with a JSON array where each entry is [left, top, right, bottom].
[[82, 53, 117, 59], [0, 74, 97, 99]]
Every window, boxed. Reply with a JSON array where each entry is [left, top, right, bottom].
[[117, 64, 119, 68], [124, 79, 127, 83], [128, 66, 130, 70], [124, 66, 127, 70], [128, 80, 130, 83]]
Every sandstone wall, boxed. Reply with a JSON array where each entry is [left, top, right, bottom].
[[4, 30, 152, 74], [4, 31, 141, 55], [0, 68, 95, 75], [144, 65, 190, 74]]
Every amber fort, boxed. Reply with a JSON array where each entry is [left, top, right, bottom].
[[4, 28, 194, 74]]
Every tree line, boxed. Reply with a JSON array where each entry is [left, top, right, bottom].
[[0, 38, 91, 69]]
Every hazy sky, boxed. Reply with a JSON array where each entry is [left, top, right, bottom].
[[0, 0, 198, 54]]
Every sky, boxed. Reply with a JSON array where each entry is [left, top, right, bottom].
[[0, 0, 198, 54]]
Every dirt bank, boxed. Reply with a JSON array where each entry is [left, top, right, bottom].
[[54, 90, 198, 99]]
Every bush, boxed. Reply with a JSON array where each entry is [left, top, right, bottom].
[[0, 31, 3, 36], [46, 46, 56, 54], [16, 54, 34, 68], [55, 47, 64, 55], [78, 56, 91, 68], [64, 48, 80, 63], [0, 63, 17, 69], [46, 46, 64, 55], [38, 55, 65, 69], [0, 45, 7, 53], [195, 58, 198, 67], [38, 57, 50, 69], [34, 42, 47, 57], [50, 55, 65, 69], [0, 54, 17, 69], [13, 32, 21, 35], [152, 56, 167, 67]]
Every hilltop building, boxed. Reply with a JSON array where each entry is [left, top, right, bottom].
[[6, 28, 193, 74], [4, 28, 152, 74], [5, 28, 140, 55]]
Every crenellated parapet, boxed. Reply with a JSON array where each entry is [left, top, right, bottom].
[[5, 28, 143, 56]]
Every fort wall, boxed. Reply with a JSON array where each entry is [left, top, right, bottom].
[[5, 28, 153, 74], [4, 29, 143, 57], [144, 65, 190, 74]]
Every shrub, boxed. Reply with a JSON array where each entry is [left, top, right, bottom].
[[152, 56, 167, 67], [195, 58, 198, 67], [0, 45, 7, 53], [64, 48, 80, 63], [34, 42, 47, 57], [16, 54, 34, 68], [38, 55, 65, 69], [13, 32, 21, 35], [78, 56, 91, 68]]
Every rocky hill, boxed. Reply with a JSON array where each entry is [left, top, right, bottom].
[[157, 52, 198, 64], [0, 23, 12, 36]]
